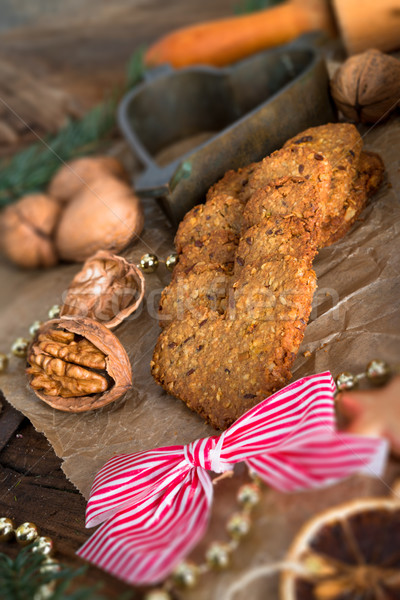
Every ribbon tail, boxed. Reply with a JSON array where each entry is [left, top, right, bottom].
[[78, 468, 213, 585], [246, 433, 388, 492]]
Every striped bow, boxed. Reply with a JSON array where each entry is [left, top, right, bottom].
[[77, 372, 387, 584]]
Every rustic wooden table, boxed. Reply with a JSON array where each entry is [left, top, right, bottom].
[[0, 2, 237, 596]]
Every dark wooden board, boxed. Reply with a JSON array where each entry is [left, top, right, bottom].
[[0, 398, 136, 597]]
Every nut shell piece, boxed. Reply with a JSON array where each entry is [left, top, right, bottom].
[[48, 156, 129, 202], [60, 250, 145, 328], [55, 176, 144, 262], [0, 194, 60, 268], [27, 316, 132, 412], [331, 49, 400, 123]]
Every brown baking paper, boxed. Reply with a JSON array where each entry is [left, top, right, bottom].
[[0, 116, 399, 598]]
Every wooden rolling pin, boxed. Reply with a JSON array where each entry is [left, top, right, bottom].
[[145, 0, 400, 68]]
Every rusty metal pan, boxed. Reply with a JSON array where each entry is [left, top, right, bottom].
[[118, 34, 336, 226]]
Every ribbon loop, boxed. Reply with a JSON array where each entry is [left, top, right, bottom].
[[78, 372, 388, 586]]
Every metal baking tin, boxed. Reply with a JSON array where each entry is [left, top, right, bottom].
[[118, 34, 335, 226]]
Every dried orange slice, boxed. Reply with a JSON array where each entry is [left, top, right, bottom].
[[281, 497, 400, 600]]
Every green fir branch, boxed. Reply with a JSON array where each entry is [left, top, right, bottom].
[[0, 47, 146, 208], [0, 546, 134, 600]]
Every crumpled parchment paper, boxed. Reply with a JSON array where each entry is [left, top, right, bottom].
[[0, 116, 399, 599]]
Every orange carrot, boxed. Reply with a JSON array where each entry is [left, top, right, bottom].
[[145, 0, 334, 69]]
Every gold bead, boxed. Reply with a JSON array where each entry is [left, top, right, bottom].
[[33, 583, 56, 600], [144, 590, 172, 600], [0, 517, 14, 541], [0, 353, 9, 373], [40, 558, 61, 575], [366, 359, 391, 386], [227, 512, 251, 539], [11, 338, 29, 358], [172, 561, 198, 588], [15, 522, 38, 546], [335, 372, 358, 391], [29, 321, 42, 338], [48, 305, 60, 320], [165, 253, 178, 272], [32, 536, 54, 557], [237, 483, 261, 508], [139, 253, 159, 273], [205, 542, 231, 569]]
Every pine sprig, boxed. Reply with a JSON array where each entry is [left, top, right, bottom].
[[0, 546, 134, 600], [0, 47, 146, 207]]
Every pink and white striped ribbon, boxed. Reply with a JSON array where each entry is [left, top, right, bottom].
[[77, 372, 388, 584]]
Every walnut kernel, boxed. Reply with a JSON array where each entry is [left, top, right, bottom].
[[27, 316, 132, 412]]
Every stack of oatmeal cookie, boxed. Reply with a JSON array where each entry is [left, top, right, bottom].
[[151, 123, 384, 430]]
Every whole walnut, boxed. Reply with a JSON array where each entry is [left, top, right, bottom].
[[0, 194, 60, 268], [55, 176, 144, 262], [48, 156, 129, 202], [331, 49, 400, 123]]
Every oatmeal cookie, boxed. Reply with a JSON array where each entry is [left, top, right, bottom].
[[359, 150, 385, 197], [174, 194, 244, 252], [152, 255, 316, 429], [283, 123, 363, 246], [319, 150, 385, 245], [175, 146, 332, 251], [243, 176, 324, 233], [233, 216, 318, 277], [206, 162, 257, 202], [172, 230, 237, 279], [158, 263, 230, 328]]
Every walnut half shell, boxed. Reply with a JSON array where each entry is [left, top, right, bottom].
[[27, 316, 132, 412], [60, 251, 145, 328]]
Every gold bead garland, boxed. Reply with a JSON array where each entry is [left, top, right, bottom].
[[138, 252, 178, 273], [0, 518, 58, 599], [0, 517, 14, 541], [0, 352, 9, 373], [0, 517, 56, 560], [29, 320, 43, 337], [14, 521, 39, 545], [145, 475, 262, 600], [335, 359, 393, 391], [11, 337, 30, 358], [48, 305, 61, 320]]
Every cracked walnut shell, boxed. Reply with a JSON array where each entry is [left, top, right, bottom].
[[331, 49, 400, 123], [60, 250, 145, 328], [27, 316, 132, 412]]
